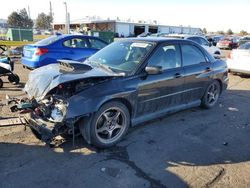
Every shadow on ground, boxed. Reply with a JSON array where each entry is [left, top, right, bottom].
[[0, 89, 250, 187]]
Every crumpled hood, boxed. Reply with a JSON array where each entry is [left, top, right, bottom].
[[24, 60, 120, 100]]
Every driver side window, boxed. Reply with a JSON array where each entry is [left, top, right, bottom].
[[147, 44, 181, 70]]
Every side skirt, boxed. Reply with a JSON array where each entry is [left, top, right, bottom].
[[131, 100, 201, 126]]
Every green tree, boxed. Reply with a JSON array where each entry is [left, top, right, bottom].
[[7, 9, 33, 28], [217, 30, 225, 35], [202, 28, 207, 34], [227, 29, 233, 35], [239, 30, 248, 36], [7, 11, 22, 27], [35, 13, 53, 29]]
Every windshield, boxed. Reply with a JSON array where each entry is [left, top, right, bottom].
[[36, 35, 62, 46], [87, 41, 154, 74]]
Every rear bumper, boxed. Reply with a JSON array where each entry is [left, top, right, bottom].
[[21, 58, 40, 69], [217, 44, 230, 49]]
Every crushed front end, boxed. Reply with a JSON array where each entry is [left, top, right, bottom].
[[9, 95, 79, 145]]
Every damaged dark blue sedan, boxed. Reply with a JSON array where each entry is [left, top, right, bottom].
[[14, 38, 228, 148]]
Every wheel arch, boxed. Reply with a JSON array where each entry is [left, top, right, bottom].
[[215, 78, 223, 94], [98, 97, 133, 117]]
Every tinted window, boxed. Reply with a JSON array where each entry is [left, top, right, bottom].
[[188, 37, 201, 45], [89, 39, 107, 49], [147, 44, 181, 70], [181, 45, 206, 66], [63, 38, 89, 48]]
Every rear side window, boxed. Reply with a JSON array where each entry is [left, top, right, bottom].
[[36, 35, 61, 45], [63, 38, 89, 48], [181, 45, 206, 66], [89, 39, 107, 49]]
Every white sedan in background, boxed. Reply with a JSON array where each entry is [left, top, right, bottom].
[[165, 34, 221, 56], [227, 42, 250, 75]]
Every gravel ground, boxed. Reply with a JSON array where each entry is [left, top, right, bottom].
[[1, 51, 250, 188]]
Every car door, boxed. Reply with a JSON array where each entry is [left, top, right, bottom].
[[136, 42, 185, 117], [62, 37, 97, 61], [181, 43, 213, 104]]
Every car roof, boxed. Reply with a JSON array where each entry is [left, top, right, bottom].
[[119, 37, 188, 43]]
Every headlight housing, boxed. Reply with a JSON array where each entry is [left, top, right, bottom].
[[43, 96, 68, 123], [49, 103, 67, 122]]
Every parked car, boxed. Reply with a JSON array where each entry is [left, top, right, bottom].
[[165, 34, 221, 56], [238, 36, 250, 46], [206, 35, 224, 46], [227, 42, 250, 75], [16, 38, 228, 148], [216, 37, 238, 50], [21, 34, 108, 68]]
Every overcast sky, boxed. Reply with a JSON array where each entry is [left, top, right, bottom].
[[1, 0, 250, 32]]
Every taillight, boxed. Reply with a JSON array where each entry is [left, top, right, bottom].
[[35, 48, 48, 56]]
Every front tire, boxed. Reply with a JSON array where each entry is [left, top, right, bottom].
[[201, 80, 221, 109], [88, 101, 130, 148]]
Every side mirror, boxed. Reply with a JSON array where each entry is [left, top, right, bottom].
[[145, 66, 162, 75], [209, 42, 213, 47]]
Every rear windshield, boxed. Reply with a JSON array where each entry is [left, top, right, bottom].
[[239, 42, 250, 49], [35, 35, 62, 46]]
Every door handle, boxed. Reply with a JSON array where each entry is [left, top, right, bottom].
[[175, 73, 182, 78]]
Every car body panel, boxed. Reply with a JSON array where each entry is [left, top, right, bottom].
[[227, 49, 250, 74], [24, 60, 122, 99], [20, 38, 228, 144], [21, 34, 108, 68]]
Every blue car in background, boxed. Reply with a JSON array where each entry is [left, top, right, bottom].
[[21, 34, 108, 68]]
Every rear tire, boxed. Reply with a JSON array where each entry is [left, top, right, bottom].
[[201, 80, 221, 109], [83, 101, 130, 148], [8, 74, 20, 85]]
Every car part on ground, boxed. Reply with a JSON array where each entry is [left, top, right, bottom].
[[10, 38, 228, 148]]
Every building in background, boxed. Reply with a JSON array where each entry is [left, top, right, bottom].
[[53, 19, 202, 37]]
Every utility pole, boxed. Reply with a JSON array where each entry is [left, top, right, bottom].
[[28, 6, 31, 18], [63, 2, 70, 34], [49, 1, 53, 29], [49, 1, 53, 18]]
